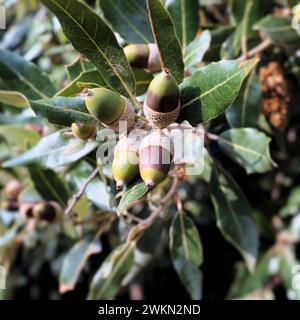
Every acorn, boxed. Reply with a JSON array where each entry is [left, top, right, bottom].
[[32, 201, 63, 223], [1, 199, 19, 211], [139, 131, 174, 188], [71, 123, 97, 140], [112, 134, 140, 190], [4, 180, 23, 200], [124, 44, 161, 72], [143, 69, 180, 129], [84, 88, 135, 132], [19, 202, 34, 219]]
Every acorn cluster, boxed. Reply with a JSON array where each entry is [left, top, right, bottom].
[[70, 44, 180, 190], [1, 180, 23, 211], [1, 180, 62, 224], [112, 130, 174, 189], [31, 201, 63, 224], [259, 62, 289, 130], [20, 200, 63, 224]]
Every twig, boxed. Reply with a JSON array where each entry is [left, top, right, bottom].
[[136, 177, 180, 232], [239, 38, 272, 61], [207, 5, 228, 25], [241, 34, 248, 60], [240, 0, 253, 59], [65, 167, 99, 215], [124, 212, 144, 224], [73, 215, 111, 225], [176, 193, 184, 213]]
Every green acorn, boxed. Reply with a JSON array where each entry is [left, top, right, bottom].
[[112, 134, 140, 190], [71, 123, 97, 141], [32, 201, 63, 224], [144, 69, 180, 129], [124, 44, 161, 72], [139, 131, 174, 188], [84, 88, 135, 132]]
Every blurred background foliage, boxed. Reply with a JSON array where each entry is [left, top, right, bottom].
[[0, 0, 300, 300]]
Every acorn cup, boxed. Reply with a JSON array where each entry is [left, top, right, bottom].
[[139, 131, 174, 188], [112, 134, 141, 190], [84, 88, 136, 132], [71, 123, 97, 141], [143, 69, 180, 129], [124, 44, 161, 72], [32, 201, 63, 224]]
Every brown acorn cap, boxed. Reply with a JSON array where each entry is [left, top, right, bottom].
[[143, 103, 180, 129]]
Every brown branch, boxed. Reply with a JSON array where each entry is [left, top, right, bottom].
[[124, 212, 144, 224], [65, 167, 99, 215], [176, 193, 184, 213], [239, 38, 273, 61], [206, 132, 219, 141], [136, 177, 180, 232], [241, 34, 248, 59], [206, 5, 229, 25]]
